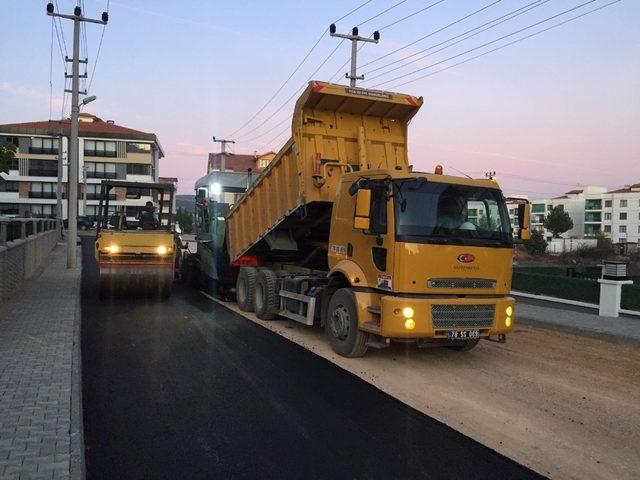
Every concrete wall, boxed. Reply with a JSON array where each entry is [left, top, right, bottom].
[[547, 238, 597, 254], [0, 221, 59, 301]]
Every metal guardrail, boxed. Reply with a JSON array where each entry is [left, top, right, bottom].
[[0, 217, 58, 245]]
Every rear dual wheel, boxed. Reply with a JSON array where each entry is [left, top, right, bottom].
[[236, 266, 257, 311], [254, 269, 280, 320]]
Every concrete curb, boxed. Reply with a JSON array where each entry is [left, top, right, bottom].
[[518, 316, 640, 346], [69, 243, 85, 480]]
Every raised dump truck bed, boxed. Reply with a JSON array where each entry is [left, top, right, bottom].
[[226, 81, 423, 267]]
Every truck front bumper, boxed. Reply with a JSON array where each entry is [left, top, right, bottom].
[[355, 292, 515, 339]]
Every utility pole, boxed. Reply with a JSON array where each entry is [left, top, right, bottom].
[[46, 3, 107, 268], [56, 122, 64, 239], [329, 25, 380, 87], [212, 136, 235, 172], [82, 163, 88, 215]]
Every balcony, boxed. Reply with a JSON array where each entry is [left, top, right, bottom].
[[584, 212, 602, 223], [85, 193, 116, 200], [28, 192, 59, 199], [86, 172, 117, 179], [585, 199, 602, 210], [28, 169, 58, 177]]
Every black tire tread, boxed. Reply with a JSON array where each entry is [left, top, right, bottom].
[[254, 269, 280, 320]]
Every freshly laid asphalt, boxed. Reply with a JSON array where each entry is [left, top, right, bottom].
[[80, 238, 543, 480]]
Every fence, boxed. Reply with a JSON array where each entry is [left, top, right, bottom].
[[512, 267, 640, 312], [0, 217, 59, 301]]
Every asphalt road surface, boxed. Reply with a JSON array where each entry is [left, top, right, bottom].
[[81, 238, 542, 479]]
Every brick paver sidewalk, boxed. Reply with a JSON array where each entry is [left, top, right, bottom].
[[0, 243, 81, 480]]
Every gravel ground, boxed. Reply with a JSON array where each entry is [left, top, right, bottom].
[[208, 293, 640, 480]]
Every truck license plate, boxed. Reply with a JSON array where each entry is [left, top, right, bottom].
[[447, 330, 480, 340]]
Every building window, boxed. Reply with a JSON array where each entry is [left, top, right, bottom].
[[29, 182, 56, 199], [86, 205, 117, 217], [620, 199, 627, 208], [0, 181, 19, 192], [604, 212, 611, 220], [86, 162, 117, 178], [638, 225, 640, 234], [619, 225, 627, 234], [28, 159, 58, 177], [126, 163, 151, 175], [604, 225, 611, 233], [29, 137, 59, 155], [0, 136, 19, 147], [30, 204, 55, 218], [585, 199, 602, 210], [584, 212, 601, 222], [531, 204, 546, 213], [584, 224, 601, 236], [126, 143, 151, 154], [84, 140, 117, 157], [0, 203, 19, 215], [604, 200, 612, 208], [620, 212, 627, 220], [84, 184, 116, 200], [8, 158, 19, 170], [126, 206, 143, 218]]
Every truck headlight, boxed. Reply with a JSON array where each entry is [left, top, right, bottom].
[[156, 245, 169, 255], [505, 306, 513, 317], [106, 244, 119, 254], [402, 307, 414, 318], [404, 318, 415, 330], [505, 317, 512, 327]]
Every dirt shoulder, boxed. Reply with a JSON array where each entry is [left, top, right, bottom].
[[205, 293, 640, 480]]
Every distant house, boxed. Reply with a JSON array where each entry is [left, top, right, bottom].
[[0, 113, 163, 221], [207, 151, 276, 175]]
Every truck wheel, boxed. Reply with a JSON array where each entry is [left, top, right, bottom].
[[448, 339, 479, 352], [326, 288, 368, 358], [254, 269, 280, 320], [236, 266, 257, 312]]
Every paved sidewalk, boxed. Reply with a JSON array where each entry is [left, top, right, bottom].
[[516, 297, 640, 344], [0, 242, 82, 480]]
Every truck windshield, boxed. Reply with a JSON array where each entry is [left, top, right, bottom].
[[392, 179, 512, 246]]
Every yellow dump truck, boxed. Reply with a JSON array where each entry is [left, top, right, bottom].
[[225, 81, 530, 357], [94, 180, 177, 298]]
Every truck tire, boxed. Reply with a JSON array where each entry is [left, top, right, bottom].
[[448, 339, 479, 352], [325, 288, 368, 358], [254, 269, 280, 320], [236, 266, 257, 312]]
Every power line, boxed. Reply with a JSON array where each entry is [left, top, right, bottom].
[[88, 0, 110, 93], [224, 0, 374, 139], [357, 0, 409, 27], [373, 0, 599, 88], [362, 0, 550, 78], [385, 0, 620, 90], [359, 0, 503, 70], [377, 0, 446, 31]]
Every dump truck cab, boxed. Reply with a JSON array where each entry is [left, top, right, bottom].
[[94, 180, 177, 298], [326, 167, 524, 348]]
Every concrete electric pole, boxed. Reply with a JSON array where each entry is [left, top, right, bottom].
[[56, 122, 64, 239], [329, 25, 380, 87], [212, 137, 235, 172], [46, 3, 107, 268]]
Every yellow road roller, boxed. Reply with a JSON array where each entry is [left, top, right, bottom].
[[94, 180, 177, 298]]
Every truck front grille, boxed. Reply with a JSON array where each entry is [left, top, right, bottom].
[[428, 278, 496, 289], [431, 304, 495, 329]]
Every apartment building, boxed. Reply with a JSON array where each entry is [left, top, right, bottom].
[[508, 184, 640, 244], [158, 177, 177, 225], [0, 113, 163, 223]]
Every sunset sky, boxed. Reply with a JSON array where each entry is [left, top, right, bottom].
[[1, 0, 638, 196]]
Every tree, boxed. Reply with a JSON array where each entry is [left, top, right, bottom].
[[175, 207, 193, 233], [543, 206, 574, 238], [0, 141, 17, 184], [524, 230, 548, 255]]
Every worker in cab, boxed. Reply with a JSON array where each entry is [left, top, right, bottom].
[[137, 201, 158, 230], [437, 194, 476, 230]]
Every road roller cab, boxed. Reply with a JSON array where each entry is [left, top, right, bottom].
[[94, 180, 177, 298]]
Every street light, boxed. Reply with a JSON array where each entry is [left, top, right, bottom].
[[81, 95, 97, 105]]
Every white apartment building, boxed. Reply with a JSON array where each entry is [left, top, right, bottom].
[[0, 113, 164, 223], [508, 183, 640, 244]]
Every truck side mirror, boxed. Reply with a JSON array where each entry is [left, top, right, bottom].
[[354, 188, 371, 230], [517, 203, 531, 240]]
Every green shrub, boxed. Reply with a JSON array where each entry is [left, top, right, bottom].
[[621, 284, 640, 311], [523, 231, 547, 255], [512, 272, 600, 304]]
